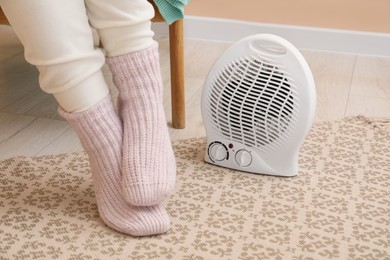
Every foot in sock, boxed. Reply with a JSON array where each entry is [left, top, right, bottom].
[[106, 43, 176, 206], [58, 95, 170, 236]]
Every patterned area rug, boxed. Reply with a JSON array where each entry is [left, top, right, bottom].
[[0, 116, 389, 259]]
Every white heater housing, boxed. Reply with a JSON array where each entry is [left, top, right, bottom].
[[201, 34, 316, 176]]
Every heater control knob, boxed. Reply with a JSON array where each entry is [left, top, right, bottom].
[[208, 142, 228, 161], [235, 149, 252, 167]]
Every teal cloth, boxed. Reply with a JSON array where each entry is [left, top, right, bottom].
[[154, 0, 190, 25]]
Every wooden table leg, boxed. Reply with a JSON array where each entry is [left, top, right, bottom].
[[169, 19, 185, 129]]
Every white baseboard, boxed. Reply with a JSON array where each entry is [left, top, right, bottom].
[[152, 16, 390, 57]]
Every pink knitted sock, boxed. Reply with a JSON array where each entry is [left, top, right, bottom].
[[106, 43, 176, 206], [58, 95, 170, 236]]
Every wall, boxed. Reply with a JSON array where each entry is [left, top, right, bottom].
[[185, 0, 390, 34]]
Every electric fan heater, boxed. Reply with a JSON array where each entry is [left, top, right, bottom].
[[201, 34, 316, 176]]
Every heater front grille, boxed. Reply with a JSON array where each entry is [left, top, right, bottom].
[[206, 55, 300, 151]]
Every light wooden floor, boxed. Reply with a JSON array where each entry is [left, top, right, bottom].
[[0, 25, 389, 160]]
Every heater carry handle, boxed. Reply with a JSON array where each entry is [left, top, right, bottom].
[[248, 34, 297, 58]]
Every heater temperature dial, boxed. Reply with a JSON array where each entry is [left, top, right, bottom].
[[235, 149, 252, 167], [208, 142, 228, 162]]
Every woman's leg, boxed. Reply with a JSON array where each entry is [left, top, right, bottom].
[[0, 0, 170, 235], [57, 96, 170, 236], [85, 0, 176, 206], [1, 0, 108, 112]]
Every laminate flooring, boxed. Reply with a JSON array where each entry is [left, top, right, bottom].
[[1, 25, 389, 160]]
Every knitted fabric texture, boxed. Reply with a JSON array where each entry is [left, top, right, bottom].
[[106, 44, 176, 206], [154, 0, 190, 24], [58, 95, 170, 236]]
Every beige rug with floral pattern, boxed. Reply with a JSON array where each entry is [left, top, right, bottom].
[[0, 116, 389, 259]]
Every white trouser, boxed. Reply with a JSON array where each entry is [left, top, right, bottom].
[[1, 0, 155, 112]]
